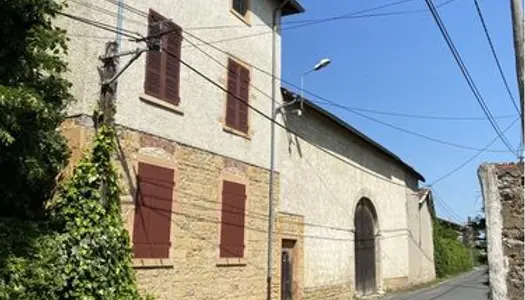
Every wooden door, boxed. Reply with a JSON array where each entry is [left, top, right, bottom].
[[281, 240, 295, 300], [355, 200, 376, 295]]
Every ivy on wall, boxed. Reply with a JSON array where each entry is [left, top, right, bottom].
[[433, 221, 474, 278], [1, 125, 150, 299]]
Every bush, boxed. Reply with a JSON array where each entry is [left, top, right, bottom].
[[0, 218, 66, 300], [434, 222, 474, 278]]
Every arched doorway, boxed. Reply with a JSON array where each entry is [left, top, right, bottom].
[[354, 198, 377, 295]]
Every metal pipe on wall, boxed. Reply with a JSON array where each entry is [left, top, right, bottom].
[[268, 1, 291, 299]]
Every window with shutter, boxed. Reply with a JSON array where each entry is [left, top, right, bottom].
[[144, 9, 182, 105], [225, 58, 250, 133], [132, 162, 175, 259], [220, 180, 247, 258]]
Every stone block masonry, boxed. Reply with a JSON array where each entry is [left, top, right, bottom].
[[478, 163, 524, 300], [60, 117, 288, 300]]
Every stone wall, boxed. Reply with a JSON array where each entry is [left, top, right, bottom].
[[60, 117, 286, 300], [478, 163, 524, 300], [303, 283, 353, 300]]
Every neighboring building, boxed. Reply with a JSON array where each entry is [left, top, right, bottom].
[[277, 89, 435, 299], [59, 0, 304, 299]]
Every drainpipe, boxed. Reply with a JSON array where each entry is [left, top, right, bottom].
[[267, 1, 290, 300], [115, 0, 124, 46]]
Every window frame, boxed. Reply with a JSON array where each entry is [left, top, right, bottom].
[[223, 56, 252, 138], [216, 173, 249, 266], [143, 9, 182, 107], [230, 0, 251, 25], [131, 154, 180, 268]]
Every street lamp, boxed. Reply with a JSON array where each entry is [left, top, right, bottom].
[[301, 58, 331, 110]]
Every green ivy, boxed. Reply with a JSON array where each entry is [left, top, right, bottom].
[[1, 125, 149, 299], [433, 221, 474, 278], [47, 125, 146, 299]]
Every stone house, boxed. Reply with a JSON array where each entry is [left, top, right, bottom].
[[58, 0, 435, 299], [277, 89, 436, 299], [60, 0, 304, 299]]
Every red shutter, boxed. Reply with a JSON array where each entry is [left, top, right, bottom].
[[133, 162, 174, 259], [144, 10, 164, 98], [220, 180, 246, 258], [226, 59, 239, 129], [238, 65, 250, 133], [163, 21, 182, 105]]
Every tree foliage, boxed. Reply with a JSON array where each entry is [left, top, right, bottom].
[[0, 1, 148, 298], [433, 221, 474, 278], [0, 0, 72, 219]]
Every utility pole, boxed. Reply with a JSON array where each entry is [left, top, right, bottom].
[[510, 0, 525, 160], [98, 41, 119, 127], [95, 38, 154, 207], [97, 41, 119, 207]]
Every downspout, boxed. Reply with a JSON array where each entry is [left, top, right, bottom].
[[115, 0, 124, 46], [267, 1, 290, 300]]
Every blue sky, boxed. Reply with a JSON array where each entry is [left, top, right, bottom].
[[281, 0, 521, 223]]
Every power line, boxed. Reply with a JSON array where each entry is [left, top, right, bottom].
[[472, 0, 521, 116], [68, 0, 146, 27], [58, 11, 139, 39], [432, 188, 464, 224], [429, 118, 520, 186], [69, 0, 511, 126], [63, 13, 518, 157], [423, 0, 518, 156], [95, 0, 459, 47], [162, 23, 516, 153], [308, 98, 514, 153], [159, 47, 414, 188], [313, 101, 516, 121]]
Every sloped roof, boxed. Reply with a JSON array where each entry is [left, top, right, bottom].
[[282, 87, 425, 182], [281, 0, 305, 16], [419, 188, 430, 201]]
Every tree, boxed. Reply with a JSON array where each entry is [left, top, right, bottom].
[[0, 0, 72, 219], [0, 2, 148, 298]]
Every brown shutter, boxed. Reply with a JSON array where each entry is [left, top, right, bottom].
[[220, 180, 246, 258], [226, 59, 239, 129], [144, 10, 164, 98], [238, 65, 250, 133], [163, 21, 182, 105], [133, 162, 174, 259]]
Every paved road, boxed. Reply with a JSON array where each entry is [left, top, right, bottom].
[[382, 267, 489, 300]]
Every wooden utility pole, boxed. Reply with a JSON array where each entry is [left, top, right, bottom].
[[97, 41, 119, 207], [510, 0, 525, 159], [98, 41, 119, 127]]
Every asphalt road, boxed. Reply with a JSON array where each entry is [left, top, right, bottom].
[[382, 267, 489, 300]]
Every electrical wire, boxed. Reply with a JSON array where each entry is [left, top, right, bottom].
[[58, 11, 140, 39], [312, 101, 515, 121], [432, 188, 464, 224], [96, 0, 460, 47], [423, 0, 518, 156], [428, 118, 519, 186], [472, 0, 521, 116], [61, 14, 516, 196], [67, 0, 516, 123], [145, 22, 516, 153], [307, 98, 514, 153]]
